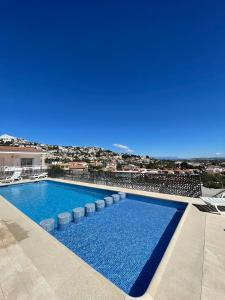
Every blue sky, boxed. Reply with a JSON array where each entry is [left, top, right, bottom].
[[0, 1, 225, 158]]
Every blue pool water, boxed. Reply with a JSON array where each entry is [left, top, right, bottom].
[[0, 180, 186, 296], [0, 181, 111, 223]]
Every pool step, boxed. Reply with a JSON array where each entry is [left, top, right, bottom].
[[73, 207, 85, 223], [95, 200, 105, 211], [39, 192, 126, 232], [40, 218, 55, 233], [104, 196, 113, 207], [58, 212, 71, 230], [112, 194, 120, 204], [85, 203, 96, 216]]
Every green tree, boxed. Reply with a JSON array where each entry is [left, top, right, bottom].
[[180, 161, 189, 169]]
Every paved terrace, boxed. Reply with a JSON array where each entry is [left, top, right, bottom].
[[0, 178, 224, 300]]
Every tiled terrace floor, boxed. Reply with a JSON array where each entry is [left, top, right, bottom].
[[0, 221, 56, 300]]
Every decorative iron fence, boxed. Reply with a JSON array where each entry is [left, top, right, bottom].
[[48, 169, 202, 197]]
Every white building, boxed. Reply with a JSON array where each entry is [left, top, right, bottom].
[[0, 146, 46, 171], [206, 166, 224, 174]]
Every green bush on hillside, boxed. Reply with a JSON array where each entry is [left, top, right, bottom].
[[201, 172, 225, 189]]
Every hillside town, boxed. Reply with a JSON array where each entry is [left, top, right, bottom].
[[0, 134, 225, 189]]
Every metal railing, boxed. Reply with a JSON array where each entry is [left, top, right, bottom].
[[0, 167, 48, 180], [48, 169, 202, 197], [0, 165, 47, 172], [0, 166, 202, 197]]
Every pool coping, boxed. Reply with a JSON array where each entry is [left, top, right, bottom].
[[0, 178, 202, 300]]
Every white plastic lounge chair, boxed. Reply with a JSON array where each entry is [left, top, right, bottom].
[[200, 195, 225, 215], [30, 172, 48, 179], [1, 171, 22, 183]]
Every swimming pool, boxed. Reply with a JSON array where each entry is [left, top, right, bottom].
[[0, 180, 112, 223], [0, 180, 186, 297]]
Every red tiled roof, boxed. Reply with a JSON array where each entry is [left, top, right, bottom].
[[0, 146, 43, 153]]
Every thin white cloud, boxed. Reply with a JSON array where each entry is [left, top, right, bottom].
[[215, 152, 223, 156], [113, 143, 134, 153]]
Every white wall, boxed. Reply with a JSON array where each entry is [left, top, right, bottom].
[[0, 153, 46, 169]]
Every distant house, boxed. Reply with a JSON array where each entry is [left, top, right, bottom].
[[104, 163, 117, 172], [123, 164, 139, 171], [206, 166, 224, 174], [68, 162, 88, 171], [61, 162, 88, 171], [0, 146, 46, 171]]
